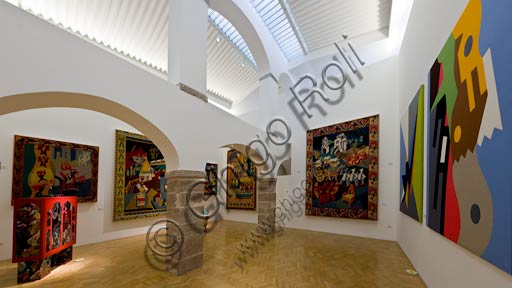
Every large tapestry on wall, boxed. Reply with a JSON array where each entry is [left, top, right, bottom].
[[400, 86, 424, 222], [113, 130, 167, 221], [305, 115, 379, 220], [427, 0, 512, 274], [12, 135, 99, 203], [226, 149, 256, 210]]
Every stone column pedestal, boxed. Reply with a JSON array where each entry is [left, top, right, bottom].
[[166, 170, 205, 275], [257, 177, 277, 233]]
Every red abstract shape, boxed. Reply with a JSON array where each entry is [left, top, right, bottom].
[[444, 150, 460, 242]]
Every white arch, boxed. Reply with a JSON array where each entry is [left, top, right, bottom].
[[0, 92, 180, 169], [209, 0, 271, 75], [0, 1, 267, 171]]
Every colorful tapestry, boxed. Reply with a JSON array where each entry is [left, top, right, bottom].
[[12, 135, 99, 203], [205, 163, 218, 196], [226, 150, 256, 210], [400, 86, 424, 222], [113, 130, 167, 221], [306, 115, 379, 219], [427, 0, 512, 274]]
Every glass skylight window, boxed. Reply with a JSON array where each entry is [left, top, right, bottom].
[[208, 9, 257, 68], [250, 0, 305, 61]]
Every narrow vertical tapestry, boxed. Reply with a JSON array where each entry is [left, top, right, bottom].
[[113, 130, 167, 221], [226, 149, 256, 210], [305, 115, 379, 219], [400, 86, 424, 222], [12, 135, 99, 203], [427, 0, 512, 274], [204, 163, 218, 196]]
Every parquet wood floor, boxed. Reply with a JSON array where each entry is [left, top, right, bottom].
[[0, 220, 425, 288]]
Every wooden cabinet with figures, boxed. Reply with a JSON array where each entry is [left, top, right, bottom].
[[12, 196, 77, 283]]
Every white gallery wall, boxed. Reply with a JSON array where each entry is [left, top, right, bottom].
[[0, 1, 265, 172], [278, 56, 400, 241], [1, 0, 509, 286], [0, 0, 401, 248], [234, 53, 401, 241], [0, 0, 270, 262], [0, 108, 166, 261], [398, 0, 512, 287]]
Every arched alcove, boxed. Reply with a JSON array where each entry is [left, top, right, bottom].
[[0, 92, 180, 169]]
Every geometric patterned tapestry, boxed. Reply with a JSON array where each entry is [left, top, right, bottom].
[[427, 0, 512, 274], [401, 86, 424, 222], [113, 130, 167, 221]]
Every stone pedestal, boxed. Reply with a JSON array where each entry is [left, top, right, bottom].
[[166, 170, 205, 275], [257, 177, 277, 233]]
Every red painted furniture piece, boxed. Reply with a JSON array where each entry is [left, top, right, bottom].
[[12, 196, 77, 283]]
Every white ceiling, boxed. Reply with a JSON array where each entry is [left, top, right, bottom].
[[4, 0, 394, 107], [207, 23, 258, 107], [7, 0, 169, 72], [287, 0, 392, 52], [251, 0, 392, 61], [250, 0, 305, 61], [5, 0, 259, 106]]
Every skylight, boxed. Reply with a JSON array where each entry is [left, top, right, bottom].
[[250, 0, 305, 61], [208, 8, 257, 68]]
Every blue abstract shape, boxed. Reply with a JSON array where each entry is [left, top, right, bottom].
[[477, 0, 512, 274]]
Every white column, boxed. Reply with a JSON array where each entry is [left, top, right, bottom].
[[258, 73, 279, 127], [168, 0, 208, 99]]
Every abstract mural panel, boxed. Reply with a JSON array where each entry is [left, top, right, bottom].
[[12, 135, 99, 203], [114, 130, 167, 221], [427, 0, 512, 274], [305, 115, 379, 219], [400, 86, 424, 222], [226, 149, 256, 210]]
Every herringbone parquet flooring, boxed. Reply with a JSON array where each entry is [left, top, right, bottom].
[[0, 220, 425, 288]]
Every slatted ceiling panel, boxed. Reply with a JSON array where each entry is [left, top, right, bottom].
[[10, 0, 169, 72], [288, 0, 392, 52], [251, 0, 304, 61], [6, 1, 259, 104], [207, 23, 258, 104]]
